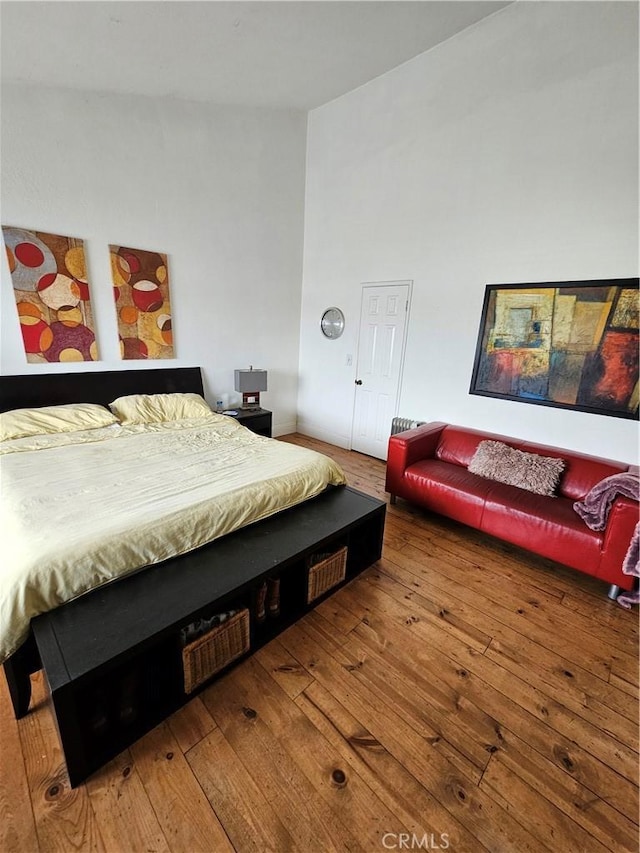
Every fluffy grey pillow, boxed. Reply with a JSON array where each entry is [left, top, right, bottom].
[[468, 440, 565, 497]]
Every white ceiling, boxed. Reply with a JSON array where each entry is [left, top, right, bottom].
[[1, 1, 511, 110]]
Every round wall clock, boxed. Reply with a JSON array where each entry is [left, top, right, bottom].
[[320, 307, 345, 339]]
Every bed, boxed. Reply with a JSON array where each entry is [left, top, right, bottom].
[[0, 368, 380, 716], [0, 368, 385, 786], [1, 373, 346, 664]]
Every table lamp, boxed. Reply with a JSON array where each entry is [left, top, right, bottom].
[[234, 366, 268, 410]]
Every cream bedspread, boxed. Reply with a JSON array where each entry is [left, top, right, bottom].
[[0, 414, 346, 662]]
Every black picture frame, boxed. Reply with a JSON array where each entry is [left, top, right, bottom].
[[469, 278, 639, 420]]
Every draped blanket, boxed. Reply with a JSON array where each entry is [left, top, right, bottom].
[[618, 522, 640, 610], [573, 472, 640, 609], [573, 472, 639, 530]]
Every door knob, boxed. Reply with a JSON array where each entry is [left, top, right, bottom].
[[355, 379, 363, 385]]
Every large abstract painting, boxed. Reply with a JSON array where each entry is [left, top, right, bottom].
[[110, 244, 174, 359], [2, 226, 99, 363], [470, 279, 639, 419]]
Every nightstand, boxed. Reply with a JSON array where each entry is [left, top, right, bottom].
[[227, 408, 272, 437]]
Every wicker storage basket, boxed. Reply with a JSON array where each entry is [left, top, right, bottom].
[[307, 545, 348, 604], [182, 608, 250, 694]]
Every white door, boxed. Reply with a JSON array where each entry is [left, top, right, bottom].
[[351, 281, 411, 459]]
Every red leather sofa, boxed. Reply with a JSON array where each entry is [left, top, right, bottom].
[[385, 421, 639, 595]]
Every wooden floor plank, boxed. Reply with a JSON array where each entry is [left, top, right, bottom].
[[186, 726, 296, 853], [484, 638, 639, 747], [348, 591, 640, 824], [339, 631, 492, 780], [252, 636, 315, 699], [482, 729, 640, 852], [279, 618, 549, 853], [84, 749, 170, 853], [295, 680, 490, 852], [375, 550, 639, 734], [0, 671, 39, 853], [385, 528, 638, 704], [307, 608, 491, 781], [200, 663, 366, 852], [347, 568, 493, 656], [384, 538, 619, 681], [387, 504, 576, 601], [387, 510, 640, 649], [480, 754, 612, 853], [384, 512, 569, 608], [17, 672, 106, 853], [166, 695, 216, 755], [334, 569, 638, 791], [387, 500, 635, 614], [314, 595, 364, 636], [611, 670, 640, 698], [560, 593, 639, 643], [610, 652, 640, 689], [240, 655, 410, 849], [130, 722, 234, 852], [342, 626, 500, 763]]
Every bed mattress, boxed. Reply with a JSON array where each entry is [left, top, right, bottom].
[[0, 414, 346, 662]]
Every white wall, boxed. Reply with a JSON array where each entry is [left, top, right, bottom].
[[299, 1, 639, 462], [1, 84, 307, 436]]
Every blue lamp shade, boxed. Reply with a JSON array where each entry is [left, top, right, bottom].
[[234, 368, 267, 409]]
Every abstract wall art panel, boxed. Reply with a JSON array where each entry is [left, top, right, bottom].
[[110, 244, 174, 359], [2, 226, 99, 363], [470, 279, 639, 419]]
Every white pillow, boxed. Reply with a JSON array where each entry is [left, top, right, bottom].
[[109, 392, 213, 425], [0, 403, 118, 442]]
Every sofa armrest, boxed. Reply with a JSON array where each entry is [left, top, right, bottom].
[[385, 421, 447, 496], [599, 496, 640, 587]]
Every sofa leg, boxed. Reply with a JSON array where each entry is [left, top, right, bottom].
[[607, 584, 621, 601], [389, 494, 397, 505]]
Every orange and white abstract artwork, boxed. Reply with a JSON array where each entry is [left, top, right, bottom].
[[2, 226, 99, 363], [110, 244, 174, 359]]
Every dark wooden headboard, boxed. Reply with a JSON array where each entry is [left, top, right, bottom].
[[0, 367, 204, 413]]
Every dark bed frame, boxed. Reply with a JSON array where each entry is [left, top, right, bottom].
[[0, 365, 205, 412], [0, 367, 385, 786]]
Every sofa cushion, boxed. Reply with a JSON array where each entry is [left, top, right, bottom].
[[434, 425, 506, 467], [468, 440, 565, 497], [404, 460, 495, 528], [518, 440, 629, 500], [481, 482, 603, 574]]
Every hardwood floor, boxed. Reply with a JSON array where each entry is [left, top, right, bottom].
[[1, 434, 638, 852]]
